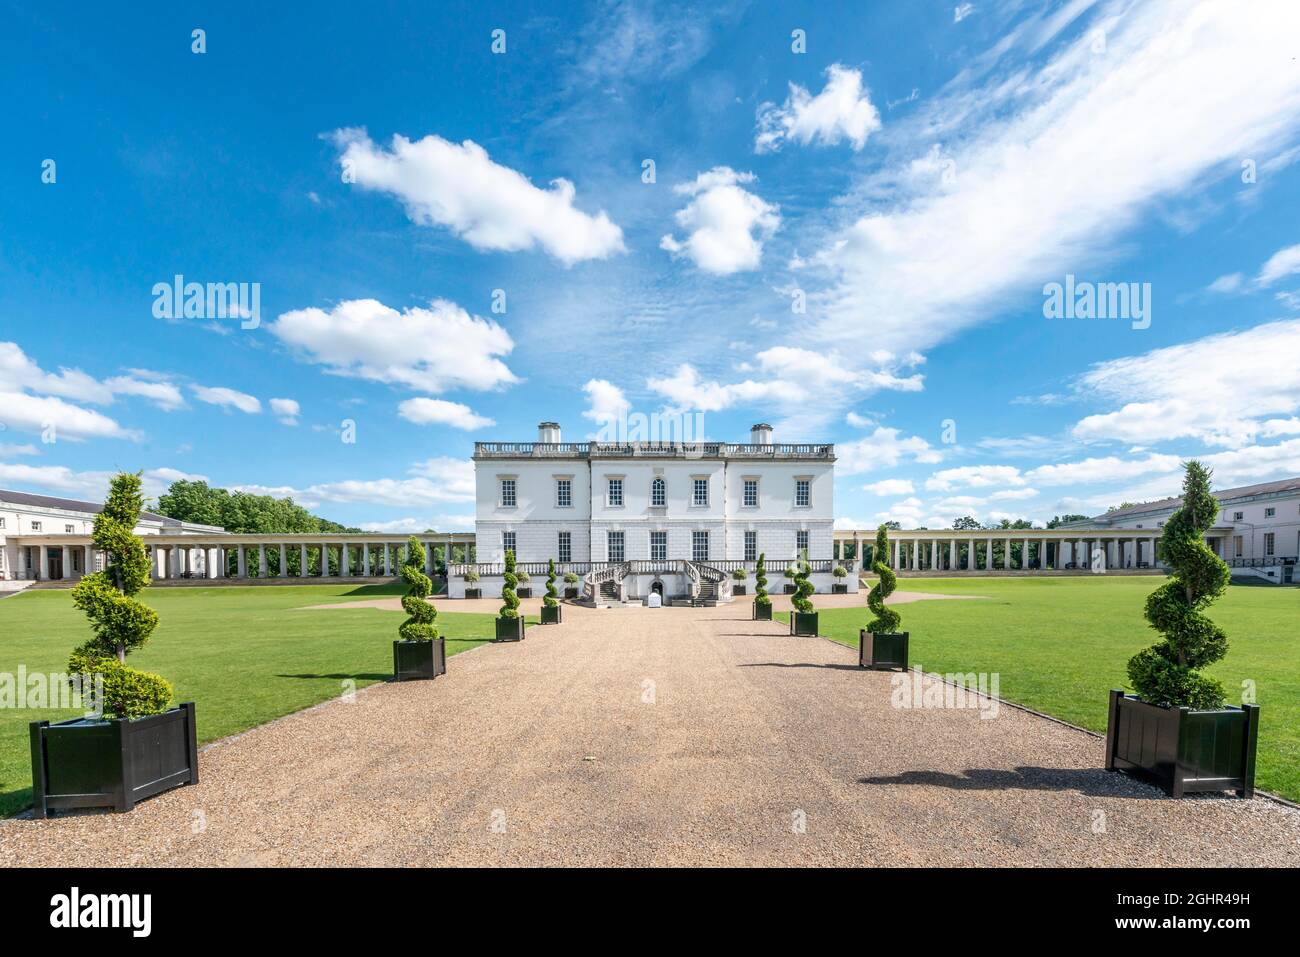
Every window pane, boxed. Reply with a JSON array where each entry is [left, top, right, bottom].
[[608, 531, 625, 562], [692, 531, 708, 561], [558, 531, 571, 563]]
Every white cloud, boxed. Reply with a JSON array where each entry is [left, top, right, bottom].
[[837, 427, 943, 474], [103, 376, 185, 411], [1072, 319, 1300, 447], [232, 457, 475, 511], [925, 465, 1025, 492], [1024, 453, 1181, 486], [809, 1, 1300, 359], [755, 64, 881, 153], [1255, 242, 1300, 287], [357, 515, 475, 533], [864, 478, 914, 496], [332, 129, 625, 265], [1207, 272, 1244, 294], [397, 397, 494, 430], [660, 167, 779, 275], [191, 385, 261, 415], [0, 463, 205, 501], [954, 3, 976, 23], [647, 363, 791, 412], [0, 393, 136, 442], [271, 298, 517, 394], [582, 379, 631, 425], [269, 397, 300, 425], [845, 411, 874, 428]]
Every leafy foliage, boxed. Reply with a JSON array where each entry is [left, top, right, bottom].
[[865, 524, 902, 634], [398, 537, 438, 642], [499, 549, 520, 619], [731, 567, 747, 581], [1127, 462, 1230, 709], [563, 572, 579, 584], [754, 553, 770, 605], [832, 565, 848, 578], [544, 559, 559, 608], [791, 551, 815, 614], [69, 473, 172, 718]]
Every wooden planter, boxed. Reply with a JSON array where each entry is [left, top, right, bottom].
[[783, 584, 797, 594], [733, 585, 746, 595], [790, 612, 819, 636], [29, 702, 199, 817], [753, 600, 773, 621], [495, 616, 526, 642], [393, 638, 446, 681], [832, 583, 848, 594], [859, 630, 909, 670], [516, 586, 532, 598], [1105, 690, 1259, 798], [464, 587, 481, 599], [564, 587, 579, 599], [541, 604, 562, 624]]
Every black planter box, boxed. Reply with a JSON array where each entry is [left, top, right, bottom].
[[29, 702, 199, 817], [564, 587, 579, 599], [516, 586, 532, 598], [495, 616, 526, 642], [790, 612, 819, 636], [541, 604, 562, 624], [464, 587, 481, 599], [733, 585, 746, 595], [753, 601, 773, 620], [393, 638, 446, 681], [859, 630, 909, 670], [1105, 690, 1259, 798], [783, 584, 797, 594], [832, 583, 848, 594]]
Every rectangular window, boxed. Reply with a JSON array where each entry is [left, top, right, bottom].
[[608, 531, 625, 562], [65, 524, 75, 533], [743, 479, 758, 507], [693, 478, 708, 506], [744, 530, 757, 562], [1265, 507, 1276, 518], [556, 478, 572, 508], [0, 518, 5, 528], [1233, 511, 1244, 521], [502, 531, 517, 558], [692, 531, 709, 562], [30, 521, 40, 531], [557, 531, 571, 564], [795, 479, 811, 507], [607, 478, 623, 507], [1233, 535, 1243, 558], [500, 479, 517, 508], [796, 530, 809, 555], [650, 531, 667, 561], [1265, 532, 1275, 556]]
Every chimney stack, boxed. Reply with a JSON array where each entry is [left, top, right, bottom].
[[750, 423, 773, 445], [538, 421, 561, 443]]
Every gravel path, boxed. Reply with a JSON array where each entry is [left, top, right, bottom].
[[4, 602, 1297, 866]]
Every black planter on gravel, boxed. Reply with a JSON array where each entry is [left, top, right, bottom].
[[1105, 690, 1258, 798], [783, 584, 797, 595], [495, 616, 526, 641], [393, 638, 446, 681], [733, 585, 746, 596], [464, 588, 481, 599], [789, 612, 819, 636], [859, 630, 909, 670], [541, 604, 562, 624], [29, 702, 199, 818], [564, 588, 579, 600], [753, 601, 773, 621], [832, 584, 848, 594], [516, 587, 532, 599]]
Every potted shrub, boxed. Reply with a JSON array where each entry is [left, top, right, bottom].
[[1106, 462, 1259, 798], [832, 565, 849, 594], [541, 558, 562, 624], [782, 564, 798, 594], [563, 571, 580, 600], [860, 525, 908, 670], [731, 567, 747, 596], [789, 553, 818, 636], [393, 537, 445, 681], [464, 567, 481, 599], [515, 567, 532, 599], [752, 552, 772, 620], [495, 550, 525, 641], [29, 473, 197, 817]]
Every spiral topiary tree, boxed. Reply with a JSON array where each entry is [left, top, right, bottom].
[[544, 558, 559, 609], [866, 524, 902, 634], [791, 551, 814, 613], [69, 472, 172, 718], [399, 536, 438, 643], [1127, 461, 1230, 709], [500, 549, 520, 619], [754, 552, 770, 605]]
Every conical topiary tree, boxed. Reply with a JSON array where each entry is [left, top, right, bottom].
[[754, 552, 770, 605], [399, 536, 438, 643], [866, 524, 902, 634], [1127, 461, 1230, 709], [69, 473, 173, 718], [500, 549, 520, 619], [791, 551, 814, 614], [544, 558, 558, 609]]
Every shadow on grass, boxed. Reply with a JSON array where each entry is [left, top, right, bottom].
[[275, 672, 392, 681], [738, 662, 863, 672], [857, 766, 1164, 799]]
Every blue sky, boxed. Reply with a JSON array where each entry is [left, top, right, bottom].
[[3, 0, 1300, 532]]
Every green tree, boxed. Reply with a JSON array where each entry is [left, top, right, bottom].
[[398, 537, 438, 642], [865, 524, 901, 634], [791, 551, 814, 614], [500, 550, 520, 619], [1127, 462, 1230, 709], [1047, 513, 1090, 528], [544, 559, 558, 609], [952, 515, 980, 530], [754, 553, 770, 606], [69, 473, 173, 718]]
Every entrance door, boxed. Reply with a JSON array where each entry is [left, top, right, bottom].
[[651, 580, 664, 596], [48, 550, 64, 580]]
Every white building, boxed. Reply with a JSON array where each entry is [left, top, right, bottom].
[[458, 422, 850, 603]]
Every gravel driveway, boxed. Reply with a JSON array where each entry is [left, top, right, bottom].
[[4, 602, 1297, 866]]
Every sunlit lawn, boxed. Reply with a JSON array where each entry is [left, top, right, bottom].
[[780, 576, 1300, 801], [0, 582, 519, 816]]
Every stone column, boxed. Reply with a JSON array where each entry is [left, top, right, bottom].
[[206, 547, 218, 579], [60, 545, 71, 581], [363, 544, 371, 577], [383, 543, 392, 576], [84, 544, 94, 578], [892, 540, 899, 568], [169, 546, 181, 579], [236, 546, 247, 578], [1022, 539, 1029, 569], [424, 541, 433, 575], [340, 544, 350, 578], [298, 543, 307, 577], [277, 543, 286, 578], [985, 539, 992, 571], [258, 544, 267, 578], [321, 544, 330, 577], [1149, 538, 1158, 566]]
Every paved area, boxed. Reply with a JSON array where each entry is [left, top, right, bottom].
[[4, 602, 1297, 866]]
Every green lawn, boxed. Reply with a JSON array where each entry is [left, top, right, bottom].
[[0, 583, 521, 817], [781, 577, 1300, 801]]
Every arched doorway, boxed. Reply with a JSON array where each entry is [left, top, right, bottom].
[[651, 580, 664, 597]]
